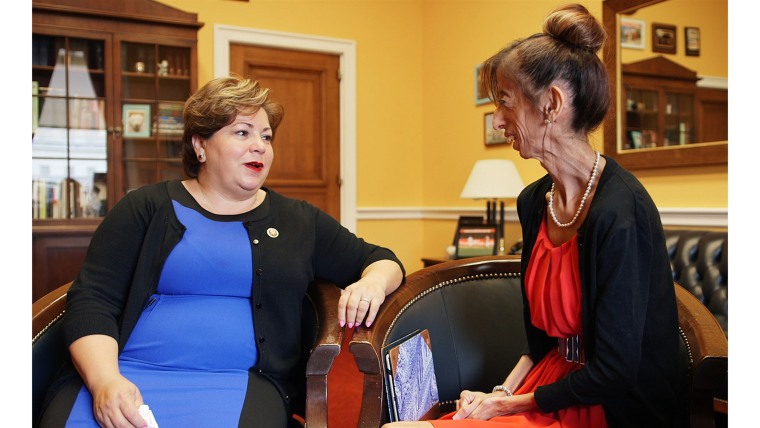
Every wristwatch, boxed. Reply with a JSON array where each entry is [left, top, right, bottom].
[[492, 385, 513, 396]]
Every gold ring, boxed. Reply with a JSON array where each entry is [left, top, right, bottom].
[[360, 298, 370, 302]]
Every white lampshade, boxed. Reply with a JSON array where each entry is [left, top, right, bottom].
[[460, 159, 525, 199]]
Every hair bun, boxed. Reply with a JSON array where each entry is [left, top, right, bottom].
[[543, 3, 606, 53]]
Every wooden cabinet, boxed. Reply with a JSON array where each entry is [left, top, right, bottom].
[[32, 0, 202, 301], [621, 56, 727, 150]]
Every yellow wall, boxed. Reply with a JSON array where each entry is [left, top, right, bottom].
[[157, 0, 728, 272], [620, 0, 728, 77]]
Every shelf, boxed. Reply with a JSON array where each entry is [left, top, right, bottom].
[[32, 0, 201, 300]]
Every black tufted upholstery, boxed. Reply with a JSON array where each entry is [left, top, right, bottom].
[[664, 229, 728, 336]]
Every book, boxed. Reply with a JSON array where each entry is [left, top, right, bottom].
[[382, 329, 440, 422]]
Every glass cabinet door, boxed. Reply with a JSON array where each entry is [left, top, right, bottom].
[[32, 34, 108, 219], [120, 41, 191, 194], [663, 92, 695, 146], [624, 88, 658, 149]]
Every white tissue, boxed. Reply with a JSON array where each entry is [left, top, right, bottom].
[[138, 404, 159, 428]]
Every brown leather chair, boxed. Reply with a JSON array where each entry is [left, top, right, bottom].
[[674, 284, 728, 428], [349, 255, 728, 427], [32, 279, 344, 428], [350, 255, 526, 426]]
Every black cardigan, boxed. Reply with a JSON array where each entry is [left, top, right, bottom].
[[518, 156, 683, 427], [47, 180, 404, 416]]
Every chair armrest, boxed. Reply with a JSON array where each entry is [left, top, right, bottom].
[[33, 281, 73, 422], [350, 264, 442, 427], [674, 284, 728, 426], [33, 281, 72, 341], [304, 279, 345, 426]]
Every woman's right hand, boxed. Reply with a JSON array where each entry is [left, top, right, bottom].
[[69, 335, 147, 427], [90, 375, 147, 428]]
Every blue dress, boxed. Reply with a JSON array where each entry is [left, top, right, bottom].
[[65, 200, 258, 426]]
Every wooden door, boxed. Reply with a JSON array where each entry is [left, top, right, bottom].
[[230, 44, 341, 220]]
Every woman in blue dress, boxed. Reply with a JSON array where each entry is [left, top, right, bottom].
[[38, 75, 405, 427]]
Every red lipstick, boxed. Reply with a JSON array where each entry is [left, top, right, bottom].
[[246, 161, 263, 171]]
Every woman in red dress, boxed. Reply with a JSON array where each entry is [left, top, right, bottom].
[[384, 4, 682, 428]]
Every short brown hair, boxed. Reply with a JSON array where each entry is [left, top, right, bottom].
[[181, 75, 284, 178]]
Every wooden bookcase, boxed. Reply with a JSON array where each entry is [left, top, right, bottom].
[[32, 0, 203, 301], [621, 56, 727, 150]]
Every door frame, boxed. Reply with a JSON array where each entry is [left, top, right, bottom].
[[214, 24, 357, 232]]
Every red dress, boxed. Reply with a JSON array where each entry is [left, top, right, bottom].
[[430, 219, 607, 427]]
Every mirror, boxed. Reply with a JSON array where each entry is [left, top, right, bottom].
[[602, 0, 727, 169]]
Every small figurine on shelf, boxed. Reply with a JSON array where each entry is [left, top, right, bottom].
[[158, 59, 169, 76]]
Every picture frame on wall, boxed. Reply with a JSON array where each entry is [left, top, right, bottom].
[[484, 112, 508, 146], [122, 103, 151, 138], [685, 26, 700, 56], [652, 23, 677, 54], [454, 224, 498, 259], [474, 64, 489, 105], [620, 18, 646, 50], [452, 216, 486, 245]]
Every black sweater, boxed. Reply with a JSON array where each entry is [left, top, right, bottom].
[[518, 156, 683, 427], [48, 180, 404, 415]]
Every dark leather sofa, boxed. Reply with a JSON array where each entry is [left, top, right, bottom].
[[664, 229, 728, 336]]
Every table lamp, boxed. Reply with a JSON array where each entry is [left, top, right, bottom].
[[460, 159, 525, 254]]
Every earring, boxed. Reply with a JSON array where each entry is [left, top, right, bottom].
[[545, 118, 553, 124], [198, 153, 205, 161]]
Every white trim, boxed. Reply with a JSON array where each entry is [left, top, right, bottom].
[[213, 24, 358, 232], [357, 206, 727, 228], [697, 75, 728, 89], [656, 207, 728, 227]]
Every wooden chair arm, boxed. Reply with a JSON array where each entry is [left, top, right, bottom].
[[674, 284, 728, 427], [350, 262, 446, 427], [304, 279, 345, 427], [32, 281, 72, 341]]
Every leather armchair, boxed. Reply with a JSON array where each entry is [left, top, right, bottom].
[[32, 279, 344, 428], [349, 256, 526, 426], [349, 255, 728, 427]]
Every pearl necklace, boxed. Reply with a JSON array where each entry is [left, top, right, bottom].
[[549, 150, 600, 228]]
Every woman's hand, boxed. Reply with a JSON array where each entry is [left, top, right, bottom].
[[338, 260, 403, 328], [453, 391, 537, 421], [90, 375, 147, 428], [454, 390, 489, 419], [69, 335, 148, 427]]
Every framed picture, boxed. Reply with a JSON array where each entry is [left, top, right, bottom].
[[452, 216, 486, 245], [122, 103, 151, 138], [454, 224, 498, 259], [484, 112, 508, 146], [620, 18, 646, 50], [685, 26, 700, 56], [652, 23, 677, 54], [474, 64, 489, 105]]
